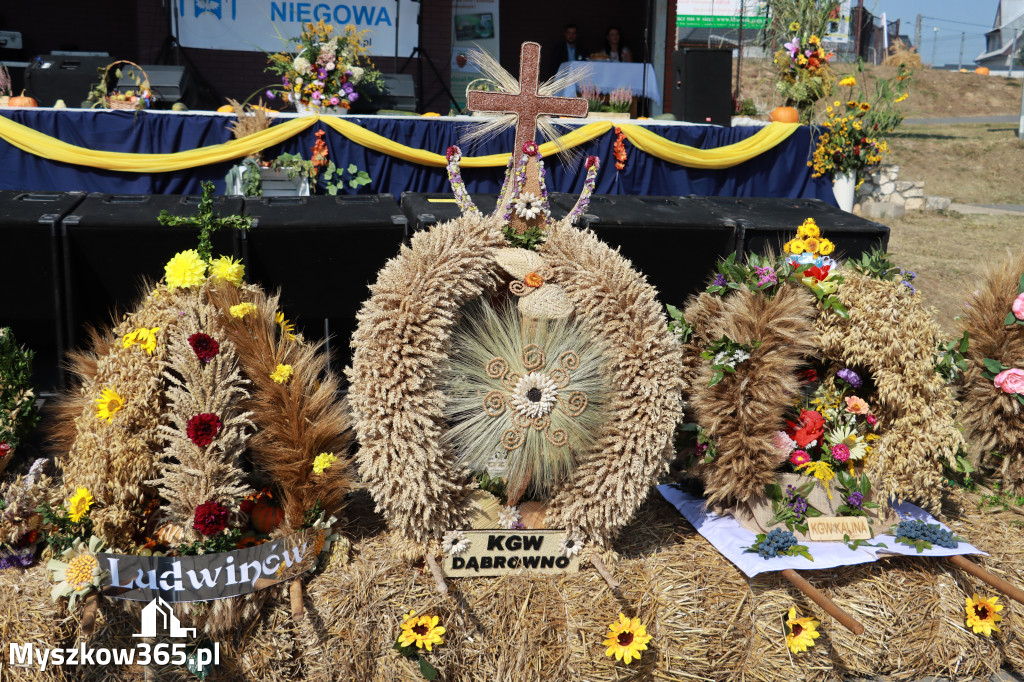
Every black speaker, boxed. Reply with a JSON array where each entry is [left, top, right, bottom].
[[24, 55, 110, 107], [0, 191, 86, 391], [672, 49, 733, 126], [61, 194, 242, 351], [400, 192, 572, 235], [692, 196, 890, 261], [546, 194, 737, 308], [239, 194, 407, 369], [114, 65, 194, 108]]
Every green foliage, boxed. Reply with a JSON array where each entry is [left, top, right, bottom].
[[701, 335, 761, 387], [175, 527, 243, 556], [851, 60, 912, 137], [849, 248, 898, 280], [976, 480, 1024, 512], [392, 641, 439, 681], [503, 224, 546, 250], [301, 500, 325, 529], [263, 153, 373, 196], [0, 327, 39, 450], [735, 97, 759, 116], [842, 535, 886, 551], [833, 469, 879, 517], [934, 331, 970, 383], [1005, 273, 1024, 326], [706, 252, 788, 296], [666, 305, 693, 344], [765, 480, 822, 535], [476, 472, 507, 502], [157, 181, 252, 263]]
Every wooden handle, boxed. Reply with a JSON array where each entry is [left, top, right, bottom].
[[81, 592, 101, 638], [949, 555, 1024, 605], [590, 555, 621, 592], [782, 568, 864, 635], [425, 554, 449, 595], [289, 578, 304, 620]]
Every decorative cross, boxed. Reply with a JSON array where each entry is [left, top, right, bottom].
[[467, 42, 588, 161]]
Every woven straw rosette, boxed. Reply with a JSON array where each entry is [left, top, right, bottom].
[[345, 141, 683, 553]]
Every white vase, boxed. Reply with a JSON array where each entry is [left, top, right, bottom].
[[832, 170, 856, 212], [294, 100, 349, 116]]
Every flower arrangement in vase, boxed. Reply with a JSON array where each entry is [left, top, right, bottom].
[[772, 29, 836, 123], [265, 20, 385, 113]]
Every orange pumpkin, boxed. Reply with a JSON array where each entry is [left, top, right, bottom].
[[974, 66, 990, 75], [9, 90, 37, 108], [216, 104, 236, 113], [251, 499, 284, 533], [770, 106, 800, 123]]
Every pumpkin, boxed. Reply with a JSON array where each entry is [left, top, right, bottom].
[[770, 106, 800, 123], [216, 104, 236, 113], [0, 96, 9, 106], [251, 498, 284, 533], [8, 91, 37, 108], [974, 66, 990, 75]]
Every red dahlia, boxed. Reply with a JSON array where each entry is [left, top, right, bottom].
[[188, 333, 220, 363], [193, 500, 229, 536], [186, 413, 222, 448]]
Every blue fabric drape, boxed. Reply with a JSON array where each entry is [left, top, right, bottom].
[[0, 110, 835, 204]]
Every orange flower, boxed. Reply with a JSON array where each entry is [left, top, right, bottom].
[[613, 126, 628, 170], [844, 395, 870, 414], [311, 129, 329, 170], [524, 272, 543, 288]]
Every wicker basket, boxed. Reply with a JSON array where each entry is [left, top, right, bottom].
[[102, 60, 149, 110]]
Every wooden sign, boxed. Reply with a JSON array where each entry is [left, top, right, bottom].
[[442, 530, 580, 577], [807, 516, 872, 542]]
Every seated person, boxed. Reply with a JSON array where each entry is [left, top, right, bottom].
[[548, 23, 587, 76], [596, 27, 633, 62]]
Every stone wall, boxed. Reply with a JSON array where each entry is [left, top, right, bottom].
[[854, 164, 951, 219]]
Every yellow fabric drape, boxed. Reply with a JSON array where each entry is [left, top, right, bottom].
[[0, 115, 317, 172], [0, 112, 799, 173]]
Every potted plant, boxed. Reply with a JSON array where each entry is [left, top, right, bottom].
[[583, 82, 631, 120], [265, 20, 386, 115]]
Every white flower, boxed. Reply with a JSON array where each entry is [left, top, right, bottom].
[[350, 66, 365, 83], [827, 424, 868, 461], [326, 61, 336, 71], [514, 192, 544, 221], [441, 530, 470, 556], [511, 372, 558, 419], [498, 505, 521, 530], [292, 56, 312, 74], [558, 535, 584, 557]]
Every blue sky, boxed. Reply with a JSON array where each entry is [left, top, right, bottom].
[[872, 0, 1001, 66]]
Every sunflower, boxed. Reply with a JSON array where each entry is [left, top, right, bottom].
[[784, 238, 806, 255], [603, 613, 652, 664], [818, 238, 835, 255], [397, 610, 445, 651], [122, 326, 160, 355], [965, 594, 1002, 636], [797, 219, 820, 238], [67, 487, 94, 523], [95, 388, 124, 422], [859, 102, 871, 111], [47, 536, 106, 609], [275, 311, 297, 340], [230, 302, 258, 319], [803, 237, 821, 254], [785, 607, 820, 653], [838, 76, 857, 87]]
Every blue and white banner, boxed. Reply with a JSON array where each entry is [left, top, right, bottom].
[[174, 0, 419, 56]]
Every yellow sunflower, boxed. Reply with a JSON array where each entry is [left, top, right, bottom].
[[859, 102, 871, 111], [838, 76, 857, 87], [818, 238, 835, 255], [122, 326, 160, 355], [397, 610, 445, 651], [164, 249, 207, 292], [275, 311, 297, 341], [209, 255, 245, 286], [785, 607, 820, 653], [603, 613, 652, 665], [803, 237, 821, 254], [785, 238, 806, 255], [965, 594, 1002, 636], [798, 218, 820, 238], [95, 388, 124, 422], [270, 364, 294, 384], [67, 487, 94, 523]]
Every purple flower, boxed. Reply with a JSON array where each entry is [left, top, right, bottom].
[[265, 89, 276, 100], [348, 92, 359, 103], [784, 37, 800, 58], [836, 368, 862, 388], [754, 265, 778, 287], [712, 273, 727, 288], [901, 280, 916, 294], [318, 68, 328, 79], [511, 520, 526, 530], [282, 77, 290, 86], [343, 83, 355, 94], [846, 491, 864, 509]]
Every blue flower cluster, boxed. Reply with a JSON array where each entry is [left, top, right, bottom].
[[894, 520, 958, 549], [758, 528, 799, 558]]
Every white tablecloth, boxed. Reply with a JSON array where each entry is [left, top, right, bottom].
[[554, 62, 661, 105]]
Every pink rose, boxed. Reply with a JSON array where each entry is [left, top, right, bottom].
[[994, 368, 1024, 395], [1013, 293, 1024, 320], [772, 430, 798, 463]]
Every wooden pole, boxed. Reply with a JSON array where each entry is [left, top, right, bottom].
[[289, 578, 304, 620], [782, 568, 864, 634], [81, 592, 101, 638], [425, 554, 449, 595], [949, 555, 1024, 605], [590, 556, 621, 592]]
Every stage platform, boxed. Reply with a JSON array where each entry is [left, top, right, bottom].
[[0, 109, 836, 202]]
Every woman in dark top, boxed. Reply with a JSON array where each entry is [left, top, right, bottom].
[[601, 27, 633, 62]]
